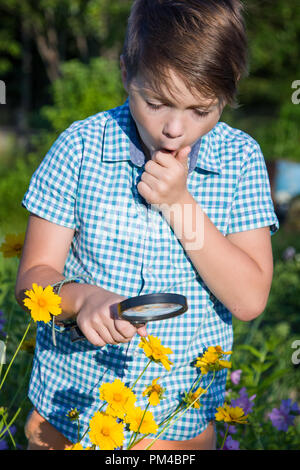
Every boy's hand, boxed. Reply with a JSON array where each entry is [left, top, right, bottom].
[[137, 146, 191, 207], [76, 289, 147, 347]]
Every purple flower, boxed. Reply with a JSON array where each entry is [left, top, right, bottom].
[[282, 246, 296, 261], [0, 425, 16, 450], [230, 369, 242, 385], [223, 435, 240, 450], [0, 439, 9, 450], [231, 387, 256, 415], [268, 399, 300, 432], [228, 425, 237, 434]]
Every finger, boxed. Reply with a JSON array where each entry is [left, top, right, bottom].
[[144, 160, 166, 179], [95, 325, 123, 344], [80, 327, 106, 347], [179, 146, 191, 158], [114, 318, 138, 340], [152, 151, 174, 168], [136, 325, 148, 337], [108, 325, 134, 344], [137, 180, 152, 202], [176, 146, 191, 169], [141, 171, 159, 188]]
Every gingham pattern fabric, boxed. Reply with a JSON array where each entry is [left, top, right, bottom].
[[22, 98, 279, 448]]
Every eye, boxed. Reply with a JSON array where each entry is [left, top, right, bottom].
[[194, 110, 210, 118], [146, 101, 162, 110]]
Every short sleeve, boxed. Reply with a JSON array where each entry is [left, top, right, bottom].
[[22, 128, 83, 229], [226, 144, 279, 236]]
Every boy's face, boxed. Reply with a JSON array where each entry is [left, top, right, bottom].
[[121, 59, 225, 161]]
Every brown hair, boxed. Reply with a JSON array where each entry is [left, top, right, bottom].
[[122, 0, 249, 109]]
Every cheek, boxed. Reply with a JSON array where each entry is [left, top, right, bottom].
[[134, 111, 159, 140], [200, 113, 221, 134]]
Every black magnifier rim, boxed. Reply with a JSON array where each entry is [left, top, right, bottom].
[[118, 293, 188, 323]]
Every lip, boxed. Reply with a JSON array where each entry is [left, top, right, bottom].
[[160, 148, 178, 153]]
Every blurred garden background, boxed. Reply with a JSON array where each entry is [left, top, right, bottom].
[[0, 0, 300, 450]]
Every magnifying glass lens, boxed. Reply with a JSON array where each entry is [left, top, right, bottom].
[[123, 302, 182, 320], [119, 293, 188, 323]]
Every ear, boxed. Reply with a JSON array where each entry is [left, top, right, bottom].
[[120, 55, 129, 93]]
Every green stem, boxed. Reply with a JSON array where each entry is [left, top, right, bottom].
[[127, 403, 150, 450], [0, 320, 32, 392], [0, 405, 22, 440], [190, 373, 204, 393], [126, 403, 184, 449], [78, 402, 106, 444], [220, 424, 229, 450], [77, 418, 81, 442], [0, 304, 14, 380], [130, 359, 152, 391], [144, 370, 216, 450], [126, 377, 205, 450], [7, 355, 32, 411], [2, 414, 16, 448]]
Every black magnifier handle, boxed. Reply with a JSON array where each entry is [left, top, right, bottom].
[[69, 323, 86, 342]]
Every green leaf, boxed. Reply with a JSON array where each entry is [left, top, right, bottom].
[[235, 344, 264, 361]]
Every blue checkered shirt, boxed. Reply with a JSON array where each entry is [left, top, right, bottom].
[[22, 98, 279, 448]]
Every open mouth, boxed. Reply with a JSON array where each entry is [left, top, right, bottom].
[[160, 148, 177, 155]]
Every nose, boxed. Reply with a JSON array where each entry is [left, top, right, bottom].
[[162, 113, 184, 139]]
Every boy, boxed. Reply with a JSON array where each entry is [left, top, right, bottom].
[[16, 0, 279, 450]]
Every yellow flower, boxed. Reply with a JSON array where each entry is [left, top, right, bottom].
[[66, 408, 80, 421], [23, 283, 62, 323], [215, 403, 248, 424], [0, 232, 25, 258], [89, 411, 124, 450], [99, 379, 136, 419], [66, 442, 84, 450], [142, 378, 165, 406], [194, 345, 232, 375], [124, 406, 158, 435], [139, 335, 173, 370], [183, 387, 207, 409]]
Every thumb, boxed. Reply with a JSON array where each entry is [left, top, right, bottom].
[[136, 325, 148, 337], [176, 146, 191, 169]]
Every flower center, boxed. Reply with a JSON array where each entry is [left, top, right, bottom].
[[152, 347, 163, 358], [38, 298, 47, 308], [113, 393, 123, 402], [152, 385, 161, 393], [101, 427, 110, 437], [14, 243, 22, 252]]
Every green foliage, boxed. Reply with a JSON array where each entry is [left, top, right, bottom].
[[263, 257, 300, 334], [40, 57, 126, 133], [0, 56, 127, 238], [220, 0, 300, 161], [214, 245, 300, 450], [0, 153, 40, 236], [0, 257, 35, 450]]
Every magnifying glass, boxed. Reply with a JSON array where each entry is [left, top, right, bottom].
[[69, 292, 188, 343]]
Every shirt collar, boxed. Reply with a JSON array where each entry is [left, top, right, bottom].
[[102, 98, 221, 175]]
